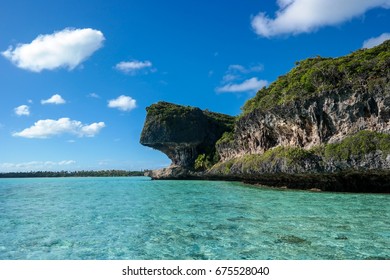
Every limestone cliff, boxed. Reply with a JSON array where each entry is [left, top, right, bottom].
[[140, 102, 235, 177], [140, 41, 390, 192], [216, 91, 390, 161]]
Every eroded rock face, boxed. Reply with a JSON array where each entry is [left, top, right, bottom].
[[217, 88, 390, 161], [140, 102, 235, 168]]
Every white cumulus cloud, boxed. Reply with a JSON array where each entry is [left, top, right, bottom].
[[251, 0, 390, 37], [14, 105, 30, 116], [41, 94, 66, 105], [216, 78, 268, 93], [12, 118, 105, 139], [362, 33, 390, 49], [115, 60, 153, 74], [108, 95, 137, 111], [2, 28, 105, 72]]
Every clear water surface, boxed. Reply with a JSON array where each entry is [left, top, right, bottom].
[[0, 177, 389, 259]]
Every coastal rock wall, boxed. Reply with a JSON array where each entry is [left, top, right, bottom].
[[217, 86, 390, 161]]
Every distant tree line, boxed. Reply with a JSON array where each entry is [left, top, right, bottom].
[[0, 170, 146, 178]]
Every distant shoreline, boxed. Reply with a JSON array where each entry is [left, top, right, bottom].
[[0, 170, 145, 178]]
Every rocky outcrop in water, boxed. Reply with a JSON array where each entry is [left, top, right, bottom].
[[140, 41, 390, 192], [140, 102, 234, 176]]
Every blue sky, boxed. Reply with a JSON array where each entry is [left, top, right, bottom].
[[1, 0, 390, 172]]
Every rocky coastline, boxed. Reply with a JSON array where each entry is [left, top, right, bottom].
[[140, 41, 390, 193]]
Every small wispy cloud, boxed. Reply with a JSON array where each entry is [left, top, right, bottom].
[[221, 63, 264, 82], [41, 94, 66, 105], [2, 28, 105, 72], [108, 95, 137, 111], [87, 93, 100, 99], [362, 33, 390, 49], [115, 60, 154, 75], [216, 63, 267, 94], [12, 117, 105, 139], [228, 64, 264, 74], [14, 105, 30, 116], [216, 78, 268, 93], [0, 160, 76, 172]]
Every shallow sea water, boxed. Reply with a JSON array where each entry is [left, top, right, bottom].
[[0, 177, 389, 259]]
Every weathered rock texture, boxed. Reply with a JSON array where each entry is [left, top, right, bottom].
[[217, 90, 390, 161], [140, 101, 234, 169]]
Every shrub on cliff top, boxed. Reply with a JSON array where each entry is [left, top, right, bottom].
[[146, 101, 235, 130], [242, 40, 390, 115], [146, 101, 198, 121]]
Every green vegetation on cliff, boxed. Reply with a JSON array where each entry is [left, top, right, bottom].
[[323, 130, 390, 161], [242, 40, 390, 115], [211, 131, 390, 174], [145, 101, 235, 129], [145, 102, 199, 121], [194, 153, 215, 171], [212, 145, 317, 174], [216, 131, 235, 145], [237, 146, 315, 172]]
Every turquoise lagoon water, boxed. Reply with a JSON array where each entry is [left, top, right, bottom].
[[0, 177, 389, 260]]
